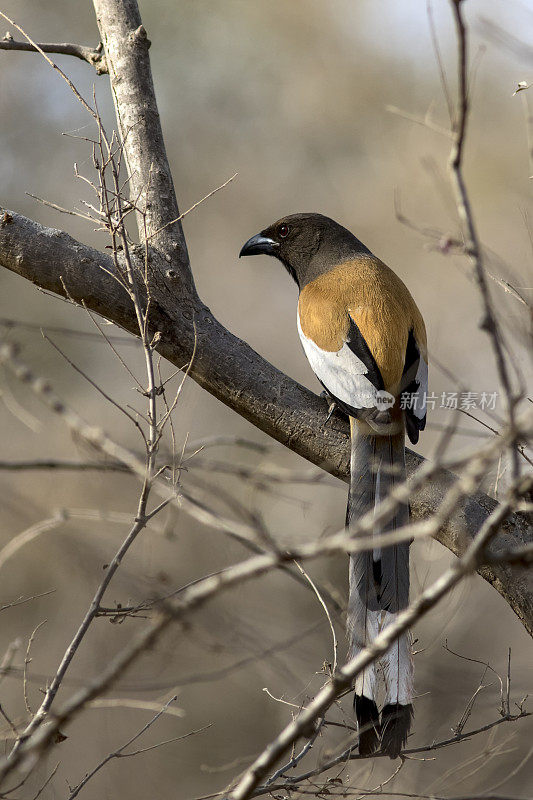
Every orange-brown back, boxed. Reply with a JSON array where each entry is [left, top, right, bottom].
[[298, 256, 427, 395]]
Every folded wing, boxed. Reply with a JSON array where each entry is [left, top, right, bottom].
[[297, 311, 384, 417]]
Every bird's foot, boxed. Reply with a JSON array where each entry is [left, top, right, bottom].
[[320, 390, 338, 425], [325, 400, 337, 425]]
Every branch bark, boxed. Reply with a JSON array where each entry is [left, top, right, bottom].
[[93, 0, 192, 284], [0, 0, 531, 637], [0, 208, 531, 634], [0, 34, 108, 73]]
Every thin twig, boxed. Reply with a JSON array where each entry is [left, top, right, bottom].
[[0, 33, 107, 73], [252, 709, 529, 797], [448, 0, 520, 482], [428, 0, 454, 122], [67, 697, 207, 799], [0, 590, 55, 614], [1, 475, 528, 788], [0, 14, 97, 117], [146, 173, 238, 241], [227, 487, 525, 800], [294, 561, 338, 673], [23, 621, 47, 716], [42, 332, 147, 443]]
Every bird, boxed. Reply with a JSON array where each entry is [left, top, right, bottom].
[[240, 213, 428, 758]]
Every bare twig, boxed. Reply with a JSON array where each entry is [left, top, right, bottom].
[[448, 0, 520, 481], [7, 512, 154, 759], [0, 641, 21, 689], [0, 514, 65, 574], [0, 14, 97, 117], [0, 459, 131, 472], [227, 489, 525, 800], [257, 708, 530, 796], [0, 33, 107, 73], [0, 704, 18, 740], [146, 173, 238, 241], [66, 697, 208, 799], [23, 621, 47, 716], [42, 332, 147, 442], [0, 471, 527, 787], [386, 104, 452, 138], [1, 208, 530, 634], [294, 561, 338, 673], [427, 0, 454, 122], [0, 590, 55, 614], [29, 762, 60, 800]]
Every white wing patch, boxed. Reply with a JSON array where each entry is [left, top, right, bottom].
[[297, 311, 377, 410]]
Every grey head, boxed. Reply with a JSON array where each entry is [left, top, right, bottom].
[[239, 212, 372, 288]]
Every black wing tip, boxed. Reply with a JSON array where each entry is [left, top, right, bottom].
[[406, 410, 425, 445], [380, 702, 414, 759], [406, 419, 419, 445], [354, 695, 381, 756]]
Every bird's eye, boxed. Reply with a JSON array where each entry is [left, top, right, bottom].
[[278, 224, 290, 239]]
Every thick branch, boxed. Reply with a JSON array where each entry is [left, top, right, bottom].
[[0, 208, 531, 635], [92, 0, 192, 284], [0, 34, 108, 74]]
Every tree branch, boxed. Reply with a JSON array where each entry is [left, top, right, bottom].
[[92, 0, 192, 284], [0, 478, 526, 788], [228, 492, 525, 800], [0, 206, 531, 635], [0, 33, 108, 73], [0, 0, 530, 640]]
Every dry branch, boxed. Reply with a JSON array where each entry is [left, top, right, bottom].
[[0, 207, 531, 633], [227, 491, 527, 800], [0, 33, 107, 73], [0, 474, 527, 788], [252, 711, 530, 796], [93, 0, 192, 279], [0, 0, 531, 643]]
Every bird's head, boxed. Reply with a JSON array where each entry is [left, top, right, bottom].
[[239, 212, 371, 288]]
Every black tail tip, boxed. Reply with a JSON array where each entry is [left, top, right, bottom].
[[380, 703, 413, 759], [354, 695, 380, 756]]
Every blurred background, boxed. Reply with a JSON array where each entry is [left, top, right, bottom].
[[0, 0, 532, 797]]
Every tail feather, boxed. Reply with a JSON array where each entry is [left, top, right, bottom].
[[347, 419, 413, 758], [347, 432, 379, 706], [381, 703, 413, 758], [354, 695, 380, 756], [375, 433, 409, 613]]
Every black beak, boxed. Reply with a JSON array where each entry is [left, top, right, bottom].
[[239, 233, 278, 258]]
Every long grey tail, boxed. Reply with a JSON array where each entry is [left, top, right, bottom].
[[346, 419, 414, 759]]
